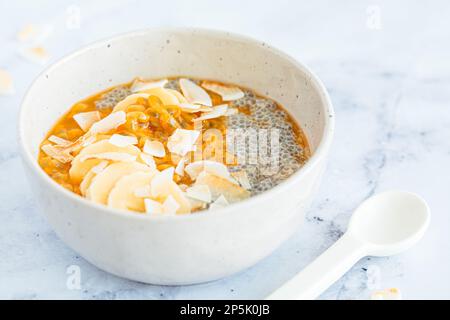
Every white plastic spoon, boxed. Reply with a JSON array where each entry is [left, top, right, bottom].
[[267, 191, 430, 300]]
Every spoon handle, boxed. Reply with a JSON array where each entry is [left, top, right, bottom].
[[266, 233, 367, 300]]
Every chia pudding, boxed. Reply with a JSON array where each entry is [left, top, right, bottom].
[[38, 77, 310, 215]]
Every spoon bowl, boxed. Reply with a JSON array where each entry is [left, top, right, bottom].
[[267, 190, 430, 300], [348, 191, 430, 256]]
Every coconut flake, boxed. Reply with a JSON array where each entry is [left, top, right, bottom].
[[186, 185, 212, 203], [145, 88, 180, 106], [179, 78, 212, 106], [151, 167, 174, 196], [193, 104, 228, 122], [162, 195, 180, 214], [167, 89, 188, 103], [178, 103, 213, 113], [185, 160, 231, 180], [167, 129, 200, 156], [175, 158, 186, 176], [88, 111, 126, 134], [131, 78, 168, 93], [150, 168, 191, 214], [112, 93, 150, 112], [18, 46, 50, 65], [134, 185, 152, 198], [195, 171, 250, 203], [0, 69, 15, 95], [201, 81, 245, 101], [41, 144, 73, 163], [209, 194, 229, 210], [225, 108, 239, 116], [73, 111, 101, 132], [150, 167, 173, 192], [139, 153, 156, 170], [48, 135, 70, 146], [81, 135, 97, 147], [143, 140, 166, 158], [178, 103, 200, 112], [79, 152, 136, 162], [144, 198, 164, 214], [109, 134, 138, 147], [231, 171, 252, 190]]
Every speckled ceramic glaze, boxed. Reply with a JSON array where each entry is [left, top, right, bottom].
[[18, 28, 334, 285]]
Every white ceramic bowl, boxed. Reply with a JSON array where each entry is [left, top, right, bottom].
[[19, 28, 334, 285]]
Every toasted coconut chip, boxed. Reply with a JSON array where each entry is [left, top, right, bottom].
[[80, 135, 97, 147], [195, 171, 251, 204], [167, 89, 188, 104], [109, 134, 138, 147], [162, 195, 180, 215], [88, 111, 126, 134], [151, 167, 191, 213], [144, 198, 164, 215], [209, 194, 229, 210], [166, 184, 192, 213], [151, 167, 174, 195], [179, 78, 212, 106], [51, 138, 79, 154], [225, 107, 239, 116], [79, 161, 109, 196], [41, 144, 73, 163], [0, 69, 15, 95], [193, 104, 228, 122], [48, 135, 70, 146], [143, 140, 166, 158], [143, 88, 179, 106], [231, 171, 252, 190], [178, 103, 213, 113], [175, 157, 186, 176], [178, 103, 200, 112], [73, 111, 101, 132], [188, 197, 208, 211], [54, 133, 98, 157], [133, 185, 152, 198], [186, 184, 212, 203], [139, 153, 157, 170], [167, 128, 200, 156], [112, 93, 150, 112], [185, 160, 231, 181], [199, 105, 214, 112], [19, 46, 50, 65], [201, 81, 245, 101], [130, 78, 168, 93], [79, 152, 136, 162]]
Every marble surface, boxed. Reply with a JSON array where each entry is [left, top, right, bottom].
[[1, 0, 449, 299]]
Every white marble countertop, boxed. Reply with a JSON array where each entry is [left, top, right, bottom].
[[1, 0, 449, 299]]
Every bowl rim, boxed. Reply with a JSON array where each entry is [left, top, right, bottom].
[[18, 27, 334, 222]]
